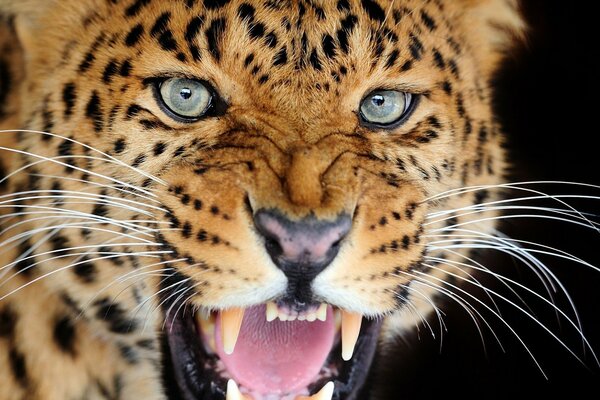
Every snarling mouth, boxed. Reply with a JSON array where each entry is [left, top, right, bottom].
[[164, 303, 382, 400]]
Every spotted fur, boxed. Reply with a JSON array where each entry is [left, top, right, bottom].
[[0, 1, 523, 399]]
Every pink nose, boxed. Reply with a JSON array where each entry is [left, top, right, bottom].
[[253, 210, 352, 280]]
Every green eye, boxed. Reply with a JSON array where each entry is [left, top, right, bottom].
[[159, 78, 212, 120], [359, 90, 414, 128]]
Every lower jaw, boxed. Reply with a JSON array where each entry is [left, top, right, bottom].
[[163, 306, 383, 400]]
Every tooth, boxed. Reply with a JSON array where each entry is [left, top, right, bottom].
[[266, 302, 278, 322], [226, 379, 251, 400], [221, 308, 245, 355], [306, 313, 317, 322], [296, 381, 334, 400], [278, 313, 288, 322], [316, 303, 327, 321], [341, 311, 362, 361], [287, 314, 297, 321], [298, 314, 306, 321]]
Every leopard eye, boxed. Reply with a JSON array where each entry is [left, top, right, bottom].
[[359, 90, 414, 128], [159, 78, 212, 120]]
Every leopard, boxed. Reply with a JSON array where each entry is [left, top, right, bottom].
[[0, 1, 547, 399]]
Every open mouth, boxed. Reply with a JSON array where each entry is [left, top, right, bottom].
[[164, 303, 382, 400]]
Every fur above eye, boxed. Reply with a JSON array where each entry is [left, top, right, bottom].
[[158, 78, 213, 120], [359, 90, 414, 128]]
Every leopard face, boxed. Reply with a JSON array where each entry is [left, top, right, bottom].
[[0, 0, 524, 399]]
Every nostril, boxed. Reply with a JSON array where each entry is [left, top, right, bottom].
[[264, 236, 283, 259]]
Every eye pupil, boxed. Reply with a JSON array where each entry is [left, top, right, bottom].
[[372, 95, 385, 107], [180, 88, 192, 100]]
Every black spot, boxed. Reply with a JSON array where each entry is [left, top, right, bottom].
[[197, 229, 208, 241], [114, 138, 126, 153], [86, 91, 104, 132], [432, 49, 445, 69], [102, 59, 119, 83], [400, 60, 412, 72], [9, 348, 28, 387], [402, 235, 410, 249], [392, 211, 401, 220], [244, 53, 255, 67], [126, 104, 142, 120], [194, 199, 203, 210], [131, 154, 147, 168], [118, 343, 139, 364], [182, 222, 192, 238], [237, 3, 255, 20], [62, 83, 77, 119], [78, 52, 95, 72], [0, 60, 11, 119], [120, 59, 132, 76], [125, 0, 151, 17], [139, 119, 173, 130], [125, 24, 145, 46], [442, 80, 452, 95], [361, 0, 385, 22], [322, 34, 336, 59], [206, 18, 226, 61], [379, 216, 388, 226], [337, 15, 358, 53], [210, 205, 219, 215], [185, 16, 205, 43], [153, 142, 167, 156], [204, 0, 230, 10], [248, 22, 265, 39], [420, 10, 437, 31], [74, 259, 97, 283], [0, 306, 16, 337], [409, 34, 424, 60], [309, 49, 322, 70], [385, 49, 400, 69], [95, 298, 138, 334], [265, 32, 278, 48], [337, 0, 350, 12], [53, 316, 77, 355], [273, 47, 287, 66]]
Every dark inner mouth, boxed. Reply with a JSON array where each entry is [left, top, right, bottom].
[[162, 305, 382, 400]]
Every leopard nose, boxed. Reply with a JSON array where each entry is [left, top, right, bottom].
[[253, 210, 352, 281]]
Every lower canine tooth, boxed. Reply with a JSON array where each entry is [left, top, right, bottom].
[[316, 303, 327, 321], [266, 302, 278, 322], [221, 308, 245, 355], [341, 311, 362, 361], [296, 381, 334, 400], [226, 379, 251, 400]]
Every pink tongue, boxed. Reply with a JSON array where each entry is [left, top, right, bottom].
[[215, 305, 335, 395]]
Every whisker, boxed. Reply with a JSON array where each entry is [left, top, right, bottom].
[[0, 129, 166, 188]]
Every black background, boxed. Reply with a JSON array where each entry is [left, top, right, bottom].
[[374, 1, 600, 398]]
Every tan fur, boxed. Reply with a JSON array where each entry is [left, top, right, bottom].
[[0, 1, 523, 398]]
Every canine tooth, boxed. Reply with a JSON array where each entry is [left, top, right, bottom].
[[226, 379, 251, 400], [296, 381, 334, 400], [316, 303, 327, 321], [221, 308, 245, 355], [341, 311, 362, 361], [266, 302, 278, 322]]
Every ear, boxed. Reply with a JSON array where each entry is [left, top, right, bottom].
[[0, 0, 61, 55], [457, 0, 526, 76]]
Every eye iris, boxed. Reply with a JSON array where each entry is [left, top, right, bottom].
[[159, 78, 212, 119], [360, 90, 412, 127]]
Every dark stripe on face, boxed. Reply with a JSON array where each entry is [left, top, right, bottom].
[[125, 0, 152, 17], [206, 18, 226, 61], [62, 83, 77, 118]]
